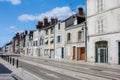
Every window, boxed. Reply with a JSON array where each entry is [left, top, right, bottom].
[[78, 31, 82, 41], [50, 37, 54, 43], [97, 18, 104, 34], [58, 23, 60, 30], [33, 41, 35, 46], [36, 41, 38, 46], [67, 33, 71, 41], [46, 29, 48, 35], [57, 36, 61, 43], [51, 27, 54, 34], [40, 38, 43, 45], [45, 38, 48, 44], [97, 0, 103, 12]]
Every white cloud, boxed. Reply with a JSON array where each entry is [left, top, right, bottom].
[[7, 26, 24, 33], [18, 6, 75, 22], [18, 14, 36, 22], [0, 0, 21, 5]]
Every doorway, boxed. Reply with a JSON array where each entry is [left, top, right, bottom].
[[97, 48, 108, 63], [62, 47, 64, 58], [80, 47, 85, 60], [73, 46, 76, 60], [96, 41, 108, 63], [77, 47, 80, 60], [50, 49, 54, 58], [118, 42, 120, 64]]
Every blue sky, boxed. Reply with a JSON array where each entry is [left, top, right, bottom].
[[0, 0, 85, 47]]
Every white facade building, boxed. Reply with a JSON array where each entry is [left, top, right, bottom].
[[65, 22, 85, 60], [87, 0, 120, 64], [39, 30, 45, 57], [33, 30, 40, 57], [24, 31, 33, 56], [54, 21, 65, 59]]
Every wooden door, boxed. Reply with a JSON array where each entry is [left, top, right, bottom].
[[73, 46, 76, 59], [80, 47, 85, 60]]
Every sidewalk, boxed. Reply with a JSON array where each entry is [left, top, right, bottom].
[[0, 58, 41, 80], [5, 53, 120, 69], [0, 60, 22, 80], [21, 55, 120, 70]]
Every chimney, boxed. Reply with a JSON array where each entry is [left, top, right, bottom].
[[16, 33, 19, 39], [25, 30, 28, 35], [55, 18, 58, 24], [38, 21, 43, 26], [44, 17, 48, 26], [78, 7, 84, 16], [51, 17, 55, 25]]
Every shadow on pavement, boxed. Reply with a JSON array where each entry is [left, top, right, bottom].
[[0, 63, 12, 74]]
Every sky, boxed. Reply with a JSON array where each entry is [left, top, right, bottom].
[[0, 0, 85, 47]]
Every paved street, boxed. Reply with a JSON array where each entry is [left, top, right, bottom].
[[17, 55, 120, 80], [1, 54, 120, 80], [19, 61, 80, 80]]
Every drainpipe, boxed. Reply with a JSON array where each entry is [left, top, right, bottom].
[[85, 0, 87, 62], [54, 26, 55, 59], [85, 21, 87, 62]]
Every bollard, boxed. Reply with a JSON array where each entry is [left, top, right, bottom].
[[12, 58, 14, 66], [10, 57, 11, 64], [5, 56, 6, 61], [8, 56, 10, 63], [7, 56, 8, 62], [6, 56, 7, 61], [16, 59, 19, 68]]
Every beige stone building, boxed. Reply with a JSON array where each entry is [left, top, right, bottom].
[[43, 18, 57, 58]]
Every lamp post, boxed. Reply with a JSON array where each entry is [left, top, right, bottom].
[[84, 21, 87, 62]]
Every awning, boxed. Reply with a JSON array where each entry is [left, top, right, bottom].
[[50, 37, 54, 42], [44, 39, 48, 43]]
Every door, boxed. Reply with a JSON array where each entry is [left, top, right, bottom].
[[62, 47, 64, 58], [73, 46, 76, 59], [50, 49, 54, 58], [119, 42, 120, 64], [80, 47, 85, 60], [77, 47, 80, 60], [98, 48, 108, 63], [57, 48, 61, 58], [36, 48, 40, 56]]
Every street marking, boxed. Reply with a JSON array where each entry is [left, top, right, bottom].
[[46, 73, 60, 79]]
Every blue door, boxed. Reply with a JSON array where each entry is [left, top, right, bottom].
[[62, 47, 64, 58], [118, 42, 120, 64], [50, 49, 54, 58]]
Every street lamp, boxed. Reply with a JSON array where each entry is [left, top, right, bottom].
[[84, 21, 87, 62]]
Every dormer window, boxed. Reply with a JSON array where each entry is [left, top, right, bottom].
[[58, 23, 60, 30], [74, 19, 77, 25]]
